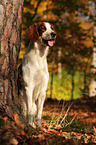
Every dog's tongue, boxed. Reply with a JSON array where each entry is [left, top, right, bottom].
[[48, 40, 53, 47]]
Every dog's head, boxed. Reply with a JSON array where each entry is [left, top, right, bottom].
[[26, 22, 56, 47]]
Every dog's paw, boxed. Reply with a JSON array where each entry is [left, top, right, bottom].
[[28, 115, 36, 128], [36, 119, 42, 127]]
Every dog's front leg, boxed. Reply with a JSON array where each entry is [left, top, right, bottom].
[[25, 87, 36, 127], [36, 92, 46, 127]]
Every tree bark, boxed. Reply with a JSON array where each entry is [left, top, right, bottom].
[[0, 0, 24, 105]]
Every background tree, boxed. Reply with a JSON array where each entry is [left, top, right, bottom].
[[0, 0, 24, 109], [89, 2, 96, 97]]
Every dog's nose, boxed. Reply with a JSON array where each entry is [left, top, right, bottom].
[[51, 32, 56, 38]]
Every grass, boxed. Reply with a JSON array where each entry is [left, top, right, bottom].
[[42, 101, 87, 133], [63, 116, 87, 133], [42, 110, 87, 133]]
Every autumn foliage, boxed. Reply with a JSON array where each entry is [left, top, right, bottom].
[[19, 0, 95, 100]]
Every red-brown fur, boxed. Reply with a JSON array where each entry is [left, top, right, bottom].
[[26, 22, 45, 42]]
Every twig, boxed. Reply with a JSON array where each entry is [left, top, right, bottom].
[[60, 103, 73, 125], [65, 114, 76, 127], [56, 101, 67, 126], [31, 0, 42, 20]]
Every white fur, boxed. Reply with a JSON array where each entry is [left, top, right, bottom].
[[42, 22, 54, 40], [21, 22, 56, 127]]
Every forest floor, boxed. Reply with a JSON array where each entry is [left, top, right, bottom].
[[0, 97, 96, 145], [43, 96, 96, 129]]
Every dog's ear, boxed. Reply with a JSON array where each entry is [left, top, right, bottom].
[[26, 23, 39, 42]]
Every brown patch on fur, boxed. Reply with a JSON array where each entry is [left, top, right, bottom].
[[50, 24, 56, 33], [26, 22, 45, 42], [38, 23, 46, 36]]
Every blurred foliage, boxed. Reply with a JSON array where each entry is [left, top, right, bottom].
[[19, 0, 95, 99], [47, 69, 88, 100]]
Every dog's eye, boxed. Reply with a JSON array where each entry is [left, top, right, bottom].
[[38, 25, 46, 36], [41, 26, 46, 31]]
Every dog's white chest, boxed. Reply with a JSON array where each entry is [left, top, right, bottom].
[[22, 49, 49, 89]]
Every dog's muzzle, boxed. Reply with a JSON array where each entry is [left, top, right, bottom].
[[42, 32, 56, 47]]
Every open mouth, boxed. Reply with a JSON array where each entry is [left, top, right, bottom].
[[42, 39, 55, 47]]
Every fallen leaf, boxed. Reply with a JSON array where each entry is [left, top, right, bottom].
[[37, 126, 47, 132], [47, 131, 53, 134], [31, 134, 45, 142], [3, 116, 8, 125], [66, 143, 72, 145], [12, 114, 24, 128], [9, 138, 18, 145], [37, 134, 45, 141], [21, 130, 26, 136], [42, 122, 48, 128], [57, 125, 62, 129], [31, 129, 38, 135], [57, 141, 61, 145], [62, 132, 68, 135], [17, 135, 22, 140], [51, 129, 59, 134], [93, 126, 96, 135], [48, 128, 59, 134]]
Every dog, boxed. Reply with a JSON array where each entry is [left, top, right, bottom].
[[18, 22, 56, 127]]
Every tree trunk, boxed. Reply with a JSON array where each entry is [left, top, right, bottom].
[[71, 53, 75, 100], [89, 24, 96, 97], [58, 47, 62, 79], [89, 47, 96, 97], [0, 0, 24, 105]]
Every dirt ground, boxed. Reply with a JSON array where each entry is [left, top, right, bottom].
[[43, 97, 96, 129]]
